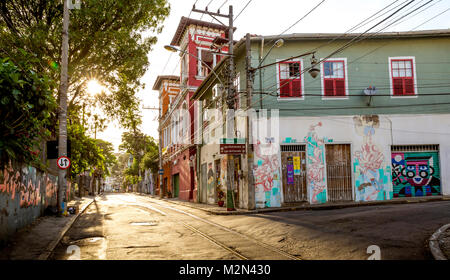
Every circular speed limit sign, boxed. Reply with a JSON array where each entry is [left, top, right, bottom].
[[57, 156, 71, 170]]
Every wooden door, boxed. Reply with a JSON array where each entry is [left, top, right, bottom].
[[325, 144, 352, 201], [281, 145, 307, 203], [173, 174, 179, 198]]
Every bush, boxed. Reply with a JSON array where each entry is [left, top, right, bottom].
[[0, 56, 57, 169]]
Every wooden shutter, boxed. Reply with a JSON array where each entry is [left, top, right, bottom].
[[324, 79, 334, 96], [335, 80, 345, 96], [292, 79, 301, 97], [404, 78, 414, 95], [280, 79, 290, 97], [393, 78, 403, 96]]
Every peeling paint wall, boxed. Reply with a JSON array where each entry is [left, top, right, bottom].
[[0, 162, 62, 245], [353, 115, 393, 202]]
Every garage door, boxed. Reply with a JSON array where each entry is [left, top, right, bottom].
[[391, 145, 441, 197]]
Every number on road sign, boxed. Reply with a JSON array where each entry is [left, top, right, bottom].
[[57, 156, 71, 170]]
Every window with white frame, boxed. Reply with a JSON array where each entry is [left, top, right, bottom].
[[389, 57, 416, 96], [321, 59, 347, 98], [197, 48, 216, 77], [181, 53, 189, 82], [278, 60, 302, 98]]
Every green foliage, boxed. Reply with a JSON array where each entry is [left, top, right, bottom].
[[0, 0, 170, 130], [115, 129, 159, 189], [0, 56, 57, 168], [68, 122, 116, 179]]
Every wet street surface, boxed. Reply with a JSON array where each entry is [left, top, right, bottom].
[[50, 193, 450, 260]]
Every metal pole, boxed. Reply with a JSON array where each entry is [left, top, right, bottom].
[[225, 5, 235, 211], [57, 0, 70, 216]]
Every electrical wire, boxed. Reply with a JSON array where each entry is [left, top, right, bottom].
[[234, 0, 253, 21], [249, 0, 440, 109]]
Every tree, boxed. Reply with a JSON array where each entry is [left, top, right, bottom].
[[118, 130, 159, 191], [68, 122, 116, 181], [0, 0, 170, 129], [0, 56, 57, 169]]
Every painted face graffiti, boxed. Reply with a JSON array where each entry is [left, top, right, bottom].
[[391, 152, 440, 197], [402, 158, 434, 187]]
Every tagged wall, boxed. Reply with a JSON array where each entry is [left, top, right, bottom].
[[0, 162, 63, 245], [353, 115, 393, 202], [304, 122, 327, 204], [253, 141, 282, 208]]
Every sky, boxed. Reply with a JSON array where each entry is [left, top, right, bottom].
[[96, 0, 450, 152]]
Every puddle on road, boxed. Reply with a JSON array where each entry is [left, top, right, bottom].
[[130, 222, 158, 226]]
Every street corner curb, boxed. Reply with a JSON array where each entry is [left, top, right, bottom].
[[37, 198, 95, 260], [429, 224, 450, 260]]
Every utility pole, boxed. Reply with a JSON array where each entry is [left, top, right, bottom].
[[192, 5, 236, 211], [245, 33, 255, 210], [57, 0, 70, 216]]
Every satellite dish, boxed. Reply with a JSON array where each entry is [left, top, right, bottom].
[[364, 86, 377, 95]]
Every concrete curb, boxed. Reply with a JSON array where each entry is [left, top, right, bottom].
[[429, 224, 450, 260], [37, 197, 96, 260], [145, 195, 447, 216]]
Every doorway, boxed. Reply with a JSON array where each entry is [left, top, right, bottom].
[[325, 144, 352, 201], [281, 145, 307, 203]]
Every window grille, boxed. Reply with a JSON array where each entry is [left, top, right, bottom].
[[391, 145, 439, 152], [280, 145, 305, 152]]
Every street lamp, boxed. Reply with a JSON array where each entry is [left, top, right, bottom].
[[258, 39, 284, 69]]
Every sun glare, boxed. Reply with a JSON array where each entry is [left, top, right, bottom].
[[87, 79, 103, 95]]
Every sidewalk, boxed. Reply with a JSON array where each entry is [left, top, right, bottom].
[[0, 196, 95, 260], [429, 224, 450, 260], [146, 194, 450, 215]]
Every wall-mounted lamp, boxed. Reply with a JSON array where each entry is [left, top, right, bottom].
[[308, 54, 320, 79]]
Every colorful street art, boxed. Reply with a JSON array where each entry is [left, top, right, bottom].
[[0, 162, 59, 208], [253, 141, 281, 208], [392, 152, 441, 197], [1, 161, 66, 244], [353, 115, 392, 201], [206, 162, 215, 204], [304, 122, 327, 204]]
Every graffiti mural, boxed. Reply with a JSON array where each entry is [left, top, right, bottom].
[[392, 152, 441, 197], [207, 162, 215, 204], [353, 115, 392, 201], [1, 161, 63, 244], [304, 122, 327, 204], [253, 141, 281, 208]]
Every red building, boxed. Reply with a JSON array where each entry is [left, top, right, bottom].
[[157, 17, 229, 201]]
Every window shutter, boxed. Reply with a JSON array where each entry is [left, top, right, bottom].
[[280, 79, 290, 97], [393, 78, 403, 95], [404, 78, 414, 95], [335, 80, 345, 96], [292, 79, 301, 97], [324, 79, 334, 96]]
